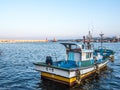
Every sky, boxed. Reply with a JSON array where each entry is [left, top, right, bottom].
[[0, 0, 120, 40]]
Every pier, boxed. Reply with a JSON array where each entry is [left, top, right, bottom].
[[0, 39, 48, 43]]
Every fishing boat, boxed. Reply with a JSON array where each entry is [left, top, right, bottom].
[[33, 32, 114, 86]]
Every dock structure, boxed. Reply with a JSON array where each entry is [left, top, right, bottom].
[[0, 39, 48, 43]]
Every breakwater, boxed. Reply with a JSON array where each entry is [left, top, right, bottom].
[[0, 39, 48, 43]]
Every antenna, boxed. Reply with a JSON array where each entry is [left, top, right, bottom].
[[91, 24, 94, 32], [88, 23, 94, 36]]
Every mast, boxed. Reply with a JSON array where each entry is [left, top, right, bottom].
[[86, 31, 92, 43], [99, 32, 104, 49], [86, 31, 92, 49]]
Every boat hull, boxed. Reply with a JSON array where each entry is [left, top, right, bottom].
[[34, 60, 109, 86]]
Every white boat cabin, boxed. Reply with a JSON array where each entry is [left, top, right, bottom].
[[61, 43, 94, 62]]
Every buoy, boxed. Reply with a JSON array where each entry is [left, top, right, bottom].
[[109, 55, 114, 62]]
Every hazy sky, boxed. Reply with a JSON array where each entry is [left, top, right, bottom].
[[0, 0, 120, 39]]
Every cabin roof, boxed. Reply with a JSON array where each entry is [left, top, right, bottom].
[[60, 43, 81, 46], [60, 43, 82, 50]]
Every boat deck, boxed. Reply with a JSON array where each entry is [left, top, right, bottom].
[[53, 60, 78, 69], [34, 59, 108, 71], [53, 59, 105, 69]]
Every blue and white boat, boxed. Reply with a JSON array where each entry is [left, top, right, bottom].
[[34, 33, 114, 86]]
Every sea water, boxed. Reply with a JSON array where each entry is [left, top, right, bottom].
[[0, 42, 120, 90]]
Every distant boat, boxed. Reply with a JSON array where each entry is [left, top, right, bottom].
[[34, 32, 114, 86], [52, 37, 57, 42]]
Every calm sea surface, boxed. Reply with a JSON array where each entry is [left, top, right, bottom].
[[0, 42, 120, 90]]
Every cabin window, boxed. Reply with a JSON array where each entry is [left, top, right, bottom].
[[86, 53, 92, 58], [82, 45, 84, 49], [86, 53, 89, 58], [90, 53, 92, 58]]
